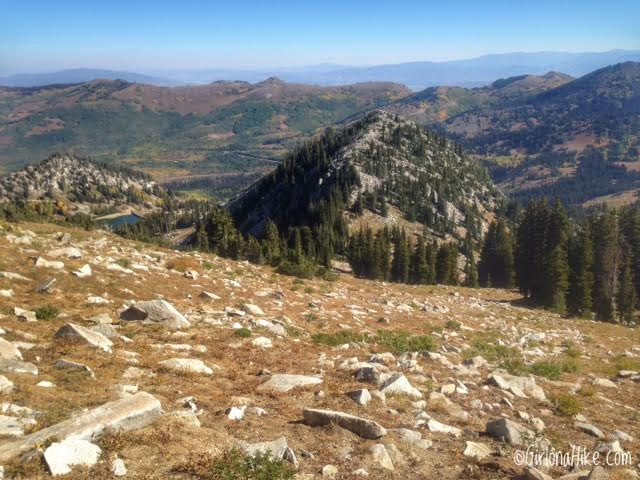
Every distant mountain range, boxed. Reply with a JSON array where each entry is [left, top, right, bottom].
[[0, 68, 180, 88], [390, 62, 640, 207], [2, 50, 639, 90]]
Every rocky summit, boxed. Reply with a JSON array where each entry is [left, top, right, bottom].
[[0, 220, 638, 478]]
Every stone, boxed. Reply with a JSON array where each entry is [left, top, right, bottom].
[[612, 429, 633, 442], [48, 247, 82, 259], [525, 467, 555, 480], [159, 358, 213, 375], [488, 371, 546, 401], [348, 389, 372, 406], [54, 323, 113, 353], [257, 374, 323, 393], [44, 438, 101, 476], [0, 359, 38, 376], [73, 264, 92, 278], [379, 373, 422, 398], [243, 303, 265, 316], [0, 338, 22, 361], [112, 458, 127, 476], [0, 289, 13, 298], [35, 277, 56, 293], [36, 381, 55, 388], [0, 392, 162, 463], [0, 376, 13, 394], [0, 415, 32, 437], [575, 421, 605, 439], [227, 406, 246, 420], [199, 291, 220, 301], [0, 271, 31, 282], [183, 270, 199, 280], [427, 419, 461, 436], [302, 408, 387, 439], [486, 418, 525, 445], [592, 377, 617, 389], [240, 436, 289, 460], [89, 313, 113, 324], [120, 300, 190, 329], [54, 359, 95, 378], [463, 441, 493, 460], [34, 257, 64, 270], [587, 466, 610, 480], [321, 465, 338, 477], [251, 336, 272, 348], [369, 444, 394, 470], [14, 307, 36, 322]]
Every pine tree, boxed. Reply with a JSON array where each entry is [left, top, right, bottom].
[[541, 201, 570, 312], [591, 211, 618, 321], [616, 246, 636, 323], [390, 228, 410, 283], [262, 219, 281, 265], [479, 219, 514, 288], [567, 225, 594, 317], [436, 242, 458, 285]]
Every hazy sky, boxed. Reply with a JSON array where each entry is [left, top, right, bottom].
[[1, 0, 639, 74]]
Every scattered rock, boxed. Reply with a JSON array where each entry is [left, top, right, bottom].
[[486, 418, 526, 445], [54, 323, 113, 353], [575, 421, 605, 439], [0, 392, 162, 463], [112, 458, 127, 476], [199, 291, 220, 301], [13, 307, 36, 322], [348, 389, 372, 406], [120, 300, 190, 329], [257, 374, 323, 393], [379, 373, 422, 398], [159, 358, 213, 375], [463, 441, 492, 460], [0, 338, 22, 361], [488, 371, 546, 401], [73, 264, 92, 278], [243, 303, 265, 316], [44, 438, 101, 476], [54, 359, 95, 378], [369, 444, 394, 470], [303, 408, 387, 439]]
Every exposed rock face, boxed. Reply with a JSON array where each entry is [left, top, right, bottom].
[[120, 300, 190, 329], [0, 153, 158, 205], [302, 408, 387, 439], [0, 392, 162, 463]]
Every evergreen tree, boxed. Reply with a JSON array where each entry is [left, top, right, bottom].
[[390, 228, 410, 283], [478, 219, 514, 288], [567, 225, 594, 317], [616, 250, 636, 323], [541, 201, 570, 312], [262, 219, 282, 265], [436, 242, 458, 285], [591, 211, 618, 321]]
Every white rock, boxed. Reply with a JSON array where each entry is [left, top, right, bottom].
[[44, 438, 101, 476], [257, 374, 323, 393], [13, 307, 36, 322], [379, 373, 422, 399], [427, 418, 461, 436], [159, 358, 213, 375], [54, 323, 113, 353], [463, 441, 492, 460], [488, 371, 546, 401], [199, 291, 221, 301], [0, 338, 22, 361], [349, 389, 372, 406], [243, 303, 265, 316], [120, 300, 190, 329], [35, 257, 65, 270], [48, 247, 83, 259], [112, 458, 127, 476], [73, 264, 92, 278], [369, 444, 394, 470], [0, 289, 13, 298], [227, 406, 246, 420], [252, 336, 272, 348]]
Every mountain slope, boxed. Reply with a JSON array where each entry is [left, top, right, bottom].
[[392, 62, 640, 207], [227, 111, 500, 245], [0, 79, 410, 198], [0, 153, 163, 207]]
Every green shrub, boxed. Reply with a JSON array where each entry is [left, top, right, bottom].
[[173, 448, 296, 480], [376, 330, 436, 353], [312, 330, 370, 346], [445, 320, 461, 330], [35, 305, 59, 321], [234, 328, 252, 338], [276, 259, 317, 279], [552, 393, 581, 416], [530, 361, 562, 380]]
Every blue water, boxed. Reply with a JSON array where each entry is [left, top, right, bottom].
[[103, 213, 140, 228]]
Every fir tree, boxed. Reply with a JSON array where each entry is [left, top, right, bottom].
[[616, 248, 636, 323], [567, 225, 594, 317]]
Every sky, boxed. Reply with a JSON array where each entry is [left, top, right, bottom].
[[1, 0, 639, 74]]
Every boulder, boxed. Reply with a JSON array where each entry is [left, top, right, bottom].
[[73, 264, 92, 278], [0, 392, 162, 463], [0, 376, 14, 394], [575, 421, 605, 439], [486, 418, 526, 445], [120, 300, 190, 329], [369, 444, 394, 470], [463, 441, 493, 460], [47, 247, 83, 259], [0, 338, 22, 361], [243, 303, 265, 316], [54, 359, 95, 378], [348, 389, 372, 406], [35, 257, 65, 270], [427, 419, 461, 436], [159, 358, 213, 375], [379, 373, 422, 398], [488, 371, 546, 401], [199, 291, 220, 301], [257, 374, 323, 393], [14, 307, 36, 322], [44, 438, 101, 476], [54, 323, 113, 353], [302, 408, 387, 439], [0, 359, 38, 376]]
